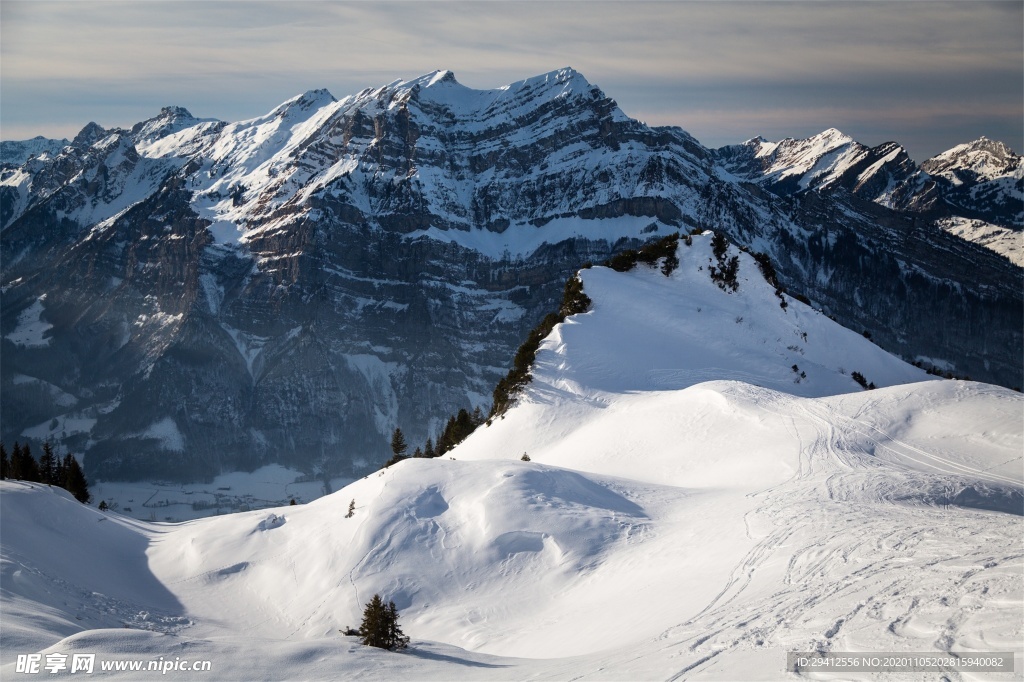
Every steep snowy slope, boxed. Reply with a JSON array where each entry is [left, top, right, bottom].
[[2, 234, 1020, 680], [530, 232, 929, 398]]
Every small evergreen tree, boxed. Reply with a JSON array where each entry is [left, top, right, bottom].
[[436, 416, 456, 455], [98, 500, 109, 511], [0, 443, 8, 479], [23, 443, 39, 482], [62, 454, 90, 503], [385, 601, 408, 650], [54, 452, 66, 488], [7, 442, 20, 480], [346, 499, 355, 518], [423, 437, 435, 459], [390, 428, 408, 458], [711, 230, 729, 261], [358, 594, 408, 650], [11, 443, 40, 482], [384, 428, 409, 467], [455, 408, 473, 441], [359, 594, 386, 647], [39, 442, 58, 485]]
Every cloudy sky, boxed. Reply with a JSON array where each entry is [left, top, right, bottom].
[[2, 1, 1020, 162]]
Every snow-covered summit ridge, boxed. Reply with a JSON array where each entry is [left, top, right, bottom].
[[129, 105, 220, 147], [717, 127, 1023, 264], [118, 66, 638, 240], [525, 232, 930, 403], [718, 127, 911, 196], [347, 66, 617, 126], [922, 136, 1022, 183]]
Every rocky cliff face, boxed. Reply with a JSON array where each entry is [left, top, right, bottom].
[[2, 68, 1020, 482]]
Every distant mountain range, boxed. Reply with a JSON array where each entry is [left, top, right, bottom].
[[716, 129, 1022, 264], [1, 68, 1020, 482]]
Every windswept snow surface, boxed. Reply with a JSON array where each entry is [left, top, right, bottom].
[[2, 237, 1021, 680]]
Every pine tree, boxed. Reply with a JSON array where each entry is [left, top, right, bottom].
[[0, 443, 8, 479], [385, 600, 409, 649], [8, 442, 21, 480], [358, 594, 408, 650], [54, 451, 66, 488], [23, 443, 40, 482], [39, 442, 58, 485], [412, 446, 423, 458], [455, 408, 473, 442], [62, 454, 90, 503], [385, 428, 409, 467], [385, 427, 409, 467], [345, 499, 355, 518], [359, 594, 386, 648], [390, 428, 408, 457], [12, 443, 40, 482]]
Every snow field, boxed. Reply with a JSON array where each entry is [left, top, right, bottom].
[[1, 236, 1021, 680]]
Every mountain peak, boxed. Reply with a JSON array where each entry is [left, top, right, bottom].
[[516, 66, 596, 95], [931, 136, 1018, 160], [274, 88, 337, 116], [424, 69, 458, 87], [812, 127, 855, 147], [72, 122, 107, 147], [923, 135, 1021, 180], [159, 105, 195, 119], [127, 106, 224, 151]]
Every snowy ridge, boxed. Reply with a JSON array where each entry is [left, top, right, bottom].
[[717, 129, 1023, 265], [717, 129, 917, 202], [0, 127, 184, 232], [922, 137, 1023, 184], [121, 67, 641, 247], [527, 233, 929, 399], [0, 136, 69, 167], [1, 233, 1020, 679]]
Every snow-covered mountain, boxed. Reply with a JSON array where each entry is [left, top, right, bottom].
[[0, 136, 70, 168], [1, 69, 1021, 483], [717, 131, 1023, 265], [715, 128, 922, 206], [2, 236, 1020, 679]]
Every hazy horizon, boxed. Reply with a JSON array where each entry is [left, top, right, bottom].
[[1, 1, 1021, 162]]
